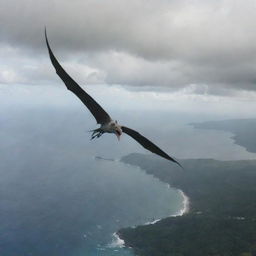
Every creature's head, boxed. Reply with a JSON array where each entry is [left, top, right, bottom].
[[110, 120, 122, 140]]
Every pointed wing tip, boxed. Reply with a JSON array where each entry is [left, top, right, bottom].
[[44, 27, 50, 47], [175, 161, 184, 170], [167, 157, 184, 170], [121, 126, 184, 169]]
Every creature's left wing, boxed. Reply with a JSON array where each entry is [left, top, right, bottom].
[[121, 126, 182, 168], [45, 29, 111, 125]]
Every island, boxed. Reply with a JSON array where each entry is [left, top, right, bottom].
[[191, 119, 256, 153], [117, 119, 256, 256]]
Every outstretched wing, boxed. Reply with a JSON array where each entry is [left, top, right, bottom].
[[122, 126, 182, 168], [45, 29, 111, 125]]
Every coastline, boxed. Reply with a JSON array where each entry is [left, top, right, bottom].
[[110, 174, 190, 249], [190, 119, 256, 158], [115, 153, 256, 255], [173, 189, 190, 217], [144, 188, 190, 225], [111, 189, 190, 250], [109, 232, 125, 248], [116, 157, 190, 217]]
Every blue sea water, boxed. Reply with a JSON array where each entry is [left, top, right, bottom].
[[0, 155, 183, 256], [0, 107, 184, 256], [1, 104, 255, 256]]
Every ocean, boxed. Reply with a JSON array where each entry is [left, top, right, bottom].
[[1, 105, 255, 256], [0, 107, 184, 256], [0, 153, 184, 256]]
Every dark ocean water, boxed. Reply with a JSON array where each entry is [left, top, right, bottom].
[[0, 107, 183, 256], [1, 105, 255, 256], [0, 155, 183, 256]]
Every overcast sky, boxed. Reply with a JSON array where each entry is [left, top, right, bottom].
[[1, 0, 256, 97], [2, 0, 256, 165]]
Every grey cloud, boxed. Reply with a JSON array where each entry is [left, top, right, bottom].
[[1, 0, 256, 93]]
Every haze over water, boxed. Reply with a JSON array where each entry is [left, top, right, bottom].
[[1, 91, 256, 255], [2, 1, 256, 254], [0, 107, 185, 256]]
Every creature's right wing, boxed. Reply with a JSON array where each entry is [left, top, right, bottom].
[[45, 29, 111, 125]]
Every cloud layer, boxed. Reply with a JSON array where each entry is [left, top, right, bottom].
[[1, 0, 256, 94]]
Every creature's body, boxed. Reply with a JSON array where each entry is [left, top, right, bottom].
[[91, 120, 122, 140], [45, 29, 182, 168]]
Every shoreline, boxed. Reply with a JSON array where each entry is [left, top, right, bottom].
[[108, 232, 125, 248], [111, 186, 190, 249], [174, 189, 190, 216], [144, 188, 190, 225], [110, 158, 191, 250], [116, 153, 256, 255]]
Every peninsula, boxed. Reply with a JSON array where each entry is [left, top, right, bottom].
[[118, 151, 256, 255], [191, 118, 256, 153]]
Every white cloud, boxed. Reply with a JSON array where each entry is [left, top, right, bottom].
[[1, 0, 256, 94]]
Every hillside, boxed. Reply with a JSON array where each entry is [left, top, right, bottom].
[[118, 153, 256, 256]]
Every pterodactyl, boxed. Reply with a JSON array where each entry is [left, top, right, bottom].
[[45, 29, 182, 168]]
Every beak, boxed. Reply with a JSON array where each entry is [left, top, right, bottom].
[[116, 133, 121, 141], [115, 128, 122, 141]]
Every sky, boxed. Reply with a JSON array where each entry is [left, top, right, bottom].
[[2, 3, 256, 255], [1, 0, 256, 116]]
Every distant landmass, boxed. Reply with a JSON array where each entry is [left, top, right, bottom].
[[191, 119, 256, 153], [119, 154, 256, 256], [117, 119, 256, 256], [94, 156, 116, 162]]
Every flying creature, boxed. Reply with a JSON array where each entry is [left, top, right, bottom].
[[45, 29, 182, 168]]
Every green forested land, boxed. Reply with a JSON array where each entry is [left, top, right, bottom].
[[120, 215, 256, 256], [119, 154, 256, 256]]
